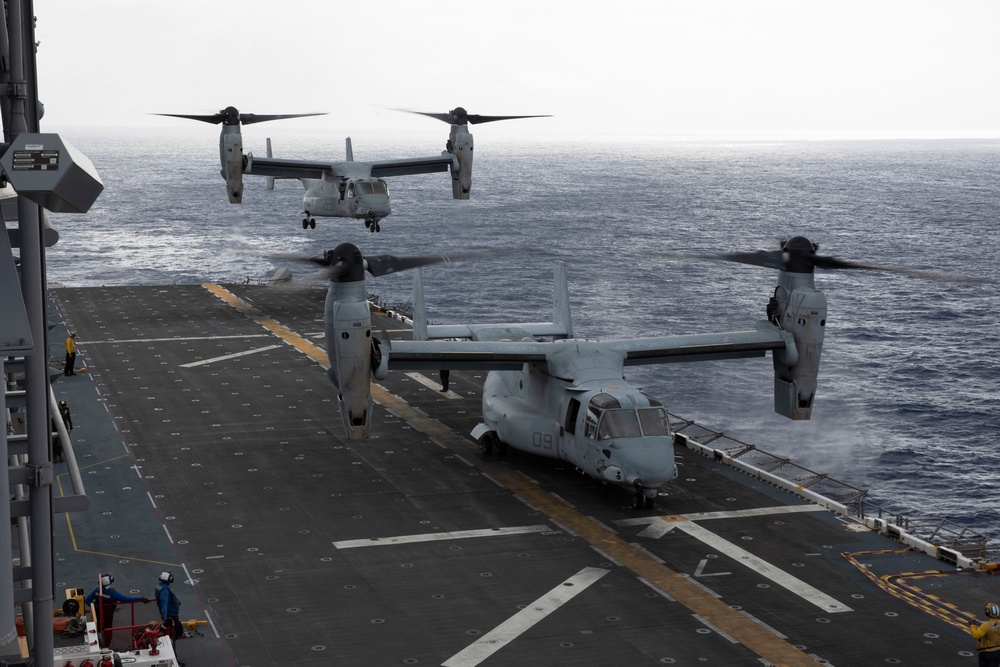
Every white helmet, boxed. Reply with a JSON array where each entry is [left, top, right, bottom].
[[159, 571, 174, 584], [100, 574, 113, 587], [987, 603, 1000, 618]]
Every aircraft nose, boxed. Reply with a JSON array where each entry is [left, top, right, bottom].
[[359, 194, 390, 215], [613, 437, 676, 488]]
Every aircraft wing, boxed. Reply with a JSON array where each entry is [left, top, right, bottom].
[[244, 155, 330, 180], [384, 338, 548, 371], [608, 324, 791, 366], [369, 155, 455, 178]]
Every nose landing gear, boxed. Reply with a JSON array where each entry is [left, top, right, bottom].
[[301, 211, 316, 229], [632, 483, 656, 510], [364, 217, 382, 233]]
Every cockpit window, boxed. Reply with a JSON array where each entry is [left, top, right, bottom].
[[638, 407, 670, 436], [354, 180, 389, 196], [597, 409, 642, 440], [590, 393, 621, 410]]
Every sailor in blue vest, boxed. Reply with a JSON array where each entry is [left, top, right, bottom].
[[155, 571, 183, 647], [84, 573, 149, 647]]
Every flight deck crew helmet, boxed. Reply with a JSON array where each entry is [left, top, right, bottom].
[[987, 603, 1000, 618], [159, 571, 174, 585], [100, 573, 113, 587]]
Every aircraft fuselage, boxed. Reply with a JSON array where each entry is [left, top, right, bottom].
[[302, 175, 391, 225], [477, 345, 677, 507]]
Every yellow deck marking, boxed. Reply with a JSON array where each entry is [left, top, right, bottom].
[[203, 284, 330, 367], [205, 285, 819, 667], [56, 468, 180, 567]]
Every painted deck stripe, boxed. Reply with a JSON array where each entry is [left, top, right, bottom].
[[442, 567, 609, 667], [80, 334, 272, 344], [675, 521, 852, 613], [333, 524, 552, 549], [615, 503, 826, 528], [203, 284, 330, 367], [179, 344, 282, 367], [404, 371, 461, 397]]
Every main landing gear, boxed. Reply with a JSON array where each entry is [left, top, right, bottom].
[[364, 217, 381, 233], [479, 431, 507, 456]]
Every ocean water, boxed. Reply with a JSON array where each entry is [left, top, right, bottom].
[[40, 126, 1000, 539]]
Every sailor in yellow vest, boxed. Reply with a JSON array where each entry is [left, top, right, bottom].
[[970, 603, 1000, 667], [64, 332, 78, 376]]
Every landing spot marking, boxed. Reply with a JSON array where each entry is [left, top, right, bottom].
[[619, 514, 852, 613], [180, 344, 282, 367], [442, 567, 609, 667], [333, 524, 552, 549]]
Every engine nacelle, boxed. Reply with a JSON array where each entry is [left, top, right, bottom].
[[446, 126, 473, 199], [770, 273, 827, 420], [220, 125, 244, 203]]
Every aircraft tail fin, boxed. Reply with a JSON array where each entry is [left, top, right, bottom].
[[413, 267, 428, 340], [345, 137, 354, 162], [414, 260, 573, 341], [550, 259, 573, 339], [265, 138, 274, 190]]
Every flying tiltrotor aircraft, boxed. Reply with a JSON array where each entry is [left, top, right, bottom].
[[307, 237, 982, 508], [157, 106, 549, 232]]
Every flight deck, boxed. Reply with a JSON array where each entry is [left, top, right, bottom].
[[46, 282, 996, 666]]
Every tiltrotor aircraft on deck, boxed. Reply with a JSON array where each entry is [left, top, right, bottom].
[[157, 106, 549, 232], [304, 238, 981, 508]]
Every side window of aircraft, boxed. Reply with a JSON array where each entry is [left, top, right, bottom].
[[347, 182, 355, 197], [585, 406, 600, 439], [585, 393, 620, 440], [598, 409, 642, 440], [565, 398, 581, 435], [638, 407, 670, 436]]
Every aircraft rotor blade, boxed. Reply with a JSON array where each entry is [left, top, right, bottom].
[[664, 250, 786, 270], [239, 112, 327, 125], [152, 107, 326, 126], [364, 250, 502, 277], [665, 235, 990, 283], [400, 106, 551, 125]]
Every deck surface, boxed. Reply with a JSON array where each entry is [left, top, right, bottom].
[[46, 283, 989, 666]]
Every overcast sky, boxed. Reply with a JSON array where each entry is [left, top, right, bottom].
[[33, 0, 1000, 139]]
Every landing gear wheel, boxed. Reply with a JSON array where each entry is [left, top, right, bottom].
[[631, 492, 643, 510], [643, 495, 655, 510], [480, 432, 498, 455], [309, 218, 316, 229], [302, 218, 309, 229]]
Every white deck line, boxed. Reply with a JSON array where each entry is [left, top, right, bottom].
[[179, 344, 283, 367], [442, 567, 609, 666], [332, 524, 552, 549]]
